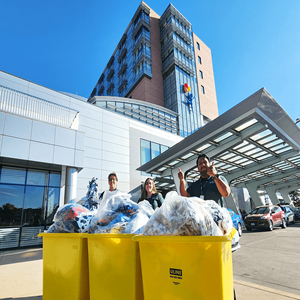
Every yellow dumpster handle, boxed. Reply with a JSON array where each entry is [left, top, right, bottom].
[[228, 228, 237, 240]]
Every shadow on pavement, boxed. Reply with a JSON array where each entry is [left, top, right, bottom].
[[0, 248, 42, 266]]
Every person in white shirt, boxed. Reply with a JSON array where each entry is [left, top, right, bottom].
[[99, 172, 120, 200]]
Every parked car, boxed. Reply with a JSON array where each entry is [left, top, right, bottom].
[[279, 205, 295, 225], [227, 208, 243, 236], [291, 207, 300, 222], [244, 205, 286, 231]]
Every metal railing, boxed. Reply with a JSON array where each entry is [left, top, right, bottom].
[[0, 85, 79, 129]]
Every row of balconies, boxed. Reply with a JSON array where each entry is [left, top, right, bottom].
[[132, 3, 150, 31], [160, 5, 191, 33], [132, 19, 150, 40], [118, 47, 127, 63], [118, 33, 127, 50], [98, 85, 104, 96], [97, 79, 128, 96], [133, 35, 150, 56], [160, 21, 191, 45], [161, 37, 193, 61], [107, 69, 115, 82], [98, 73, 105, 86], [162, 51, 194, 76], [107, 56, 115, 69], [118, 79, 128, 93]]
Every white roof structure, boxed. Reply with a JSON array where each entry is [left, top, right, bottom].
[[137, 88, 300, 212]]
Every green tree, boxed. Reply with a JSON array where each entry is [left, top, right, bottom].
[[289, 190, 300, 207]]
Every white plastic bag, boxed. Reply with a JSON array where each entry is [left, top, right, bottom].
[[47, 203, 94, 233], [143, 191, 222, 236], [89, 192, 150, 234], [192, 199, 233, 235]]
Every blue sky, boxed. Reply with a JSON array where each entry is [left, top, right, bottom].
[[1, 0, 300, 122]]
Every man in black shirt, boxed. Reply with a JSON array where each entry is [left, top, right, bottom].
[[178, 154, 230, 205], [178, 154, 235, 299]]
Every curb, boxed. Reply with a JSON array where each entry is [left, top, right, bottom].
[[234, 279, 300, 299]]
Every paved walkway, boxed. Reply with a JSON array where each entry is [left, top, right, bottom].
[[1, 248, 300, 300]]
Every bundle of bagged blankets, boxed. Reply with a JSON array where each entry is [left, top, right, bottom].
[[47, 191, 154, 234], [47, 191, 235, 239], [47, 203, 95, 233], [142, 191, 233, 236], [89, 192, 153, 234]]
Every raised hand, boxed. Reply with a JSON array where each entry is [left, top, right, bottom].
[[178, 167, 184, 181], [206, 161, 217, 177]]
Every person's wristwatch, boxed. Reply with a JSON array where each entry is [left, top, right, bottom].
[[213, 174, 219, 180]]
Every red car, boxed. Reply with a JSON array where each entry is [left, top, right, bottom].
[[244, 205, 286, 231]]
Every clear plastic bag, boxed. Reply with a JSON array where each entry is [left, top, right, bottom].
[[138, 200, 155, 218], [47, 203, 94, 233], [192, 199, 233, 235], [89, 192, 150, 234], [143, 191, 222, 236]]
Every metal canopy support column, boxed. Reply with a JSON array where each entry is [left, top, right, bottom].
[[223, 193, 239, 214], [245, 183, 264, 207], [170, 159, 197, 194], [278, 188, 292, 204], [264, 186, 280, 204], [264, 179, 300, 204], [65, 167, 78, 204], [277, 183, 300, 203]]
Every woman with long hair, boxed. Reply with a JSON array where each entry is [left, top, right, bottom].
[[138, 177, 164, 209]]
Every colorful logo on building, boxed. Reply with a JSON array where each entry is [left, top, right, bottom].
[[183, 83, 195, 112]]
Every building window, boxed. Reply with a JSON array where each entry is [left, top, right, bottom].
[[140, 139, 169, 175], [198, 56, 201, 64], [201, 85, 205, 94], [199, 70, 203, 79], [197, 42, 200, 50], [0, 166, 61, 228]]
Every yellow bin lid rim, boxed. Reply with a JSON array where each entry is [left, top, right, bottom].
[[82, 233, 136, 239], [133, 234, 231, 243], [38, 232, 86, 238]]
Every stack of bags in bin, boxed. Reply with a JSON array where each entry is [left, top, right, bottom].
[[142, 191, 232, 237], [84, 177, 100, 211], [47, 203, 95, 233], [89, 191, 154, 234]]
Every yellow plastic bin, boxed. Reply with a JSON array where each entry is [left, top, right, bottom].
[[133, 234, 234, 300], [38, 233, 89, 300], [84, 233, 143, 300]]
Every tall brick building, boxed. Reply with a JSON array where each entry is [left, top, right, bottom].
[[88, 2, 218, 137]]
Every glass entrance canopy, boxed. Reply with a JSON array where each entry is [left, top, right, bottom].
[[137, 88, 300, 207]]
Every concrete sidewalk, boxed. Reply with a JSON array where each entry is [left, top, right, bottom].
[[1, 248, 300, 300]]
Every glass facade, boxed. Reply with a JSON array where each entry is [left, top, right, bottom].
[[0, 166, 61, 228], [92, 7, 152, 99], [141, 139, 169, 176], [90, 3, 209, 138], [95, 99, 178, 134], [160, 5, 202, 137]]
